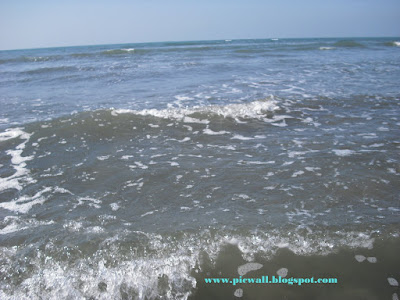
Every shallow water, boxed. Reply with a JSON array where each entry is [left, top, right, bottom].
[[0, 38, 399, 299]]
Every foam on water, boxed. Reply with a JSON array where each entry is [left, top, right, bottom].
[[3, 246, 197, 300], [233, 230, 375, 261], [234, 288, 243, 297], [203, 128, 230, 135], [355, 254, 366, 262], [388, 278, 399, 287], [0, 186, 52, 213], [0, 128, 29, 142], [110, 203, 120, 211], [332, 149, 356, 157], [231, 134, 254, 140], [111, 98, 279, 122], [0, 128, 34, 192], [0, 227, 381, 299], [237, 262, 263, 276], [74, 196, 102, 209], [276, 267, 288, 277], [1, 38, 399, 299], [0, 216, 55, 235]]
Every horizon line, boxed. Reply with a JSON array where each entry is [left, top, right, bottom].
[[1, 35, 399, 52]]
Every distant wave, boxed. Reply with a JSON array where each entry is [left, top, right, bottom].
[[101, 48, 136, 55], [0, 55, 64, 64], [234, 49, 268, 54], [383, 41, 400, 47], [333, 40, 365, 48], [22, 66, 77, 75], [70, 48, 150, 57], [162, 40, 222, 47], [98, 46, 217, 56], [70, 52, 94, 58]]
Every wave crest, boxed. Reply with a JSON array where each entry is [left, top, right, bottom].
[[111, 98, 279, 122]]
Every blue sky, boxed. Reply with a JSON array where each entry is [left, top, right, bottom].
[[1, 0, 399, 50]]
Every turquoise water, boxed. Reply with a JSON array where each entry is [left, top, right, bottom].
[[0, 38, 399, 299]]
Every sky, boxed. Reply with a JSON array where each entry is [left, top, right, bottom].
[[0, 0, 399, 50]]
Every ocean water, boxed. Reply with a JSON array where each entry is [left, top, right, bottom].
[[0, 38, 399, 299]]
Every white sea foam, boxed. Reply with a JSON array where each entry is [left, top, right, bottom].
[[235, 230, 375, 261], [239, 160, 275, 165], [208, 144, 236, 150], [105, 48, 135, 53], [388, 277, 399, 287], [203, 128, 229, 135], [368, 143, 384, 148], [174, 95, 193, 101], [179, 137, 190, 142], [355, 254, 366, 262], [63, 220, 83, 232], [110, 203, 120, 211], [277, 267, 288, 277], [0, 216, 55, 235], [0, 187, 52, 213], [97, 155, 110, 161], [287, 151, 307, 158], [332, 149, 355, 157], [5, 236, 199, 300], [270, 120, 287, 127], [0, 128, 28, 142], [0, 228, 380, 299], [0, 128, 34, 193], [75, 197, 101, 209], [237, 262, 263, 276], [292, 170, 304, 177], [231, 134, 254, 140], [141, 211, 156, 217], [111, 99, 279, 123], [54, 187, 73, 194], [183, 116, 209, 124], [121, 155, 134, 160], [86, 226, 104, 233], [234, 288, 243, 297], [0, 221, 28, 235], [134, 161, 148, 169]]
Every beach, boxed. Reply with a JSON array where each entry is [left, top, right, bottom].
[[0, 38, 399, 299]]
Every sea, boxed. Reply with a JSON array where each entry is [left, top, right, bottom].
[[0, 38, 399, 299]]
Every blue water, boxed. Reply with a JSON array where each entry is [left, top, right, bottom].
[[0, 38, 399, 299], [1, 38, 399, 127]]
